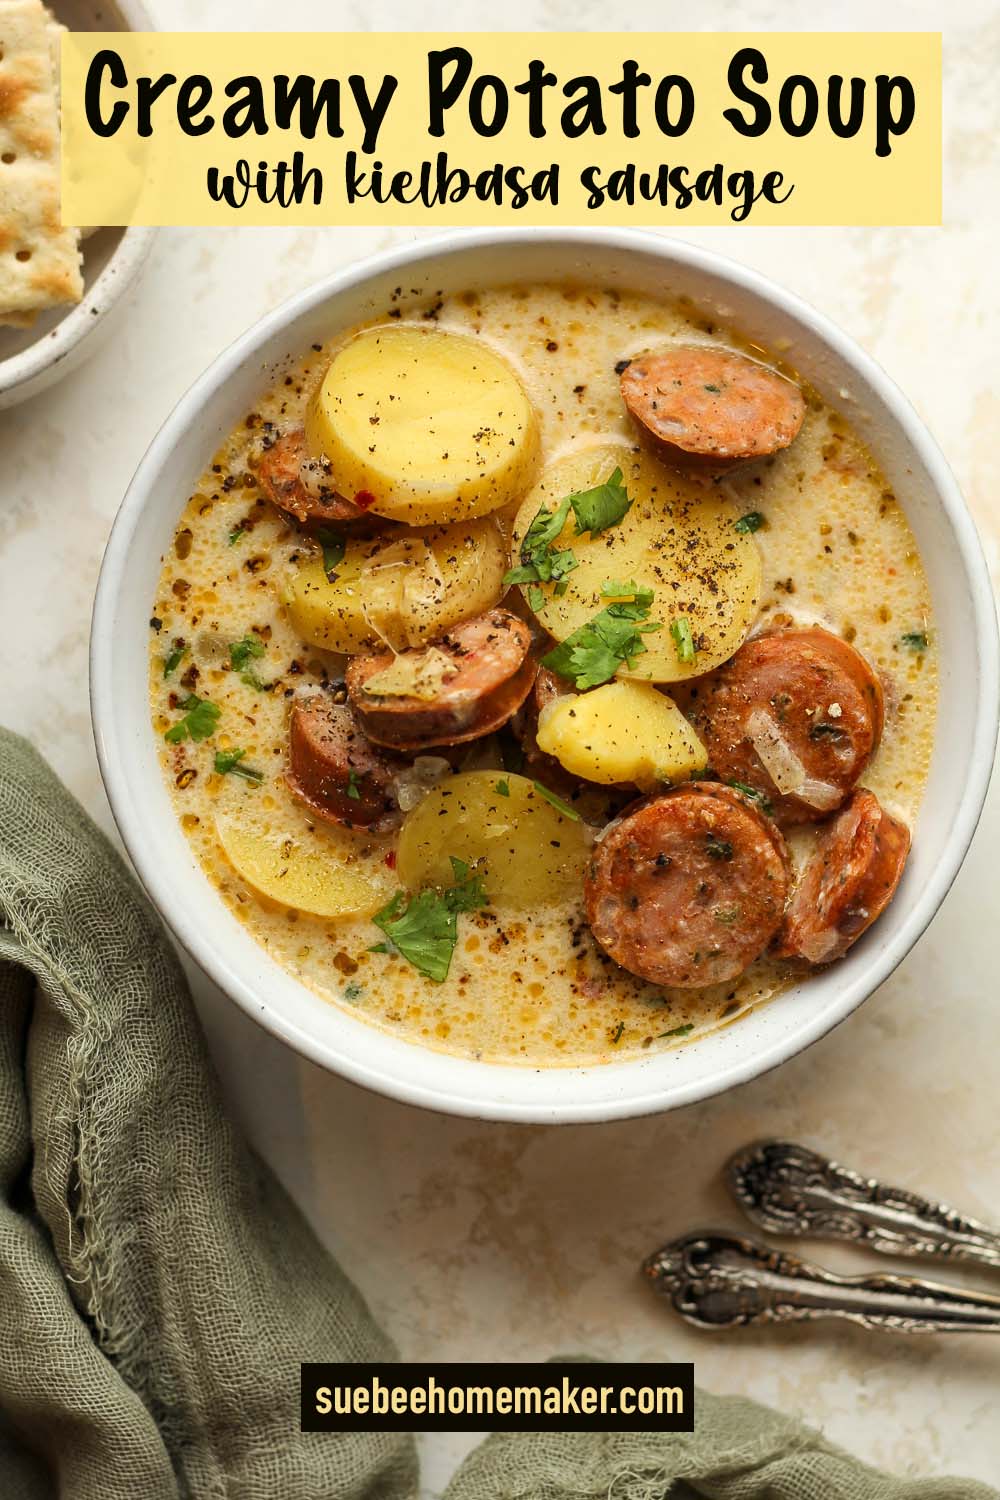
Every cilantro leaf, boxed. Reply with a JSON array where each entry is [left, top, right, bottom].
[[503, 469, 632, 600], [372, 858, 490, 983], [900, 630, 929, 652], [163, 644, 186, 679], [601, 578, 653, 608], [670, 616, 696, 664], [659, 1022, 695, 1040], [214, 748, 264, 783], [495, 779, 510, 797], [543, 594, 662, 690], [502, 493, 579, 592], [229, 635, 266, 671], [228, 522, 251, 545], [164, 694, 220, 744], [527, 585, 545, 613], [568, 467, 632, 535], [346, 769, 362, 801], [734, 511, 764, 534]]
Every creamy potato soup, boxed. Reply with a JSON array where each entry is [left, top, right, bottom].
[[149, 282, 936, 1066]]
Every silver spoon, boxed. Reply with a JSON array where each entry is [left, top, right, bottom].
[[726, 1140, 1000, 1271], [642, 1231, 1000, 1334]]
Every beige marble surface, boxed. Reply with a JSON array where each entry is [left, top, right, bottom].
[[2, 0, 999, 1492]]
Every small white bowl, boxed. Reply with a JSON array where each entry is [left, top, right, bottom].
[[0, 0, 155, 410], [91, 229, 999, 1124]]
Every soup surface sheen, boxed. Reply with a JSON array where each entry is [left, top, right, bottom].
[[150, 282, 936, 1065]]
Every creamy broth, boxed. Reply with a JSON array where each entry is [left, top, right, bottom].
[[149, 282, 936, 1065]]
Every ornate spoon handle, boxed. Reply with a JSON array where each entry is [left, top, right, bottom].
[[727, 1140, 1000, 1270], [642, 1232, 1000, 1334]]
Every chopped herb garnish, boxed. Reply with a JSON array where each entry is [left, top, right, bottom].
[[659, 1023, 695, 1040], [705, 834, 734, 861], [669, 616, 696, 665], [163, 644, 186, 679], [610, 1021, 625, 1045], [229, 635, 265, 671], [532, 780, 581, 821], [704, 383, 722, 394], [503, 468, 632, 597], [343, 981, 364, 1001], [372, 856, 489, 983], [503, 493, 578, 592], [495, 779, 510, 797], [229, 635, 268, 690], [228, 522, 250, 545], [567, 466, 632, 536], [214, 748, 263, 783], [543, 593, 662, 690], [346, 769, 362, 801], [728, 780, 773, 815], [734, 511, 764, 534], [900, 630, 928, 652], [526, 585, 546, 613], [164, 694, 220, 744], [316, 528, 347, 576], [601, 578, 654, 608]]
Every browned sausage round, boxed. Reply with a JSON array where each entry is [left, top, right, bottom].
[[583, 784, 790, 988], [347, 609, 537, 751], [775, 789, 910, 964], [256, 427, 377, 531], [683, 628, 884, 827], [286, 695, 400, 829], [620, 346, 805, 467]]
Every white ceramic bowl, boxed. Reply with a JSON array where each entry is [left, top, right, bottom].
[[91, 229, 999, 1123], [0, 0, 155, 410]]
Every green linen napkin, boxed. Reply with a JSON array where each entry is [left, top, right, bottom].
[[0, 725, 994, 1500]]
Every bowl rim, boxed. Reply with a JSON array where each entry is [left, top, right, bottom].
[[90, 227, 1000, 1122]]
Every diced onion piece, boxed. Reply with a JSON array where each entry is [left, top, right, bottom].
[[363, 647, 458, 701], [746, 708, 842, 810], [391, 756, 453, 813]]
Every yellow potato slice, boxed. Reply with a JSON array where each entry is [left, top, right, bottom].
[[305, 326, 540, 525], [216, 804, 395, 917], [511, 442, 762, 683], [396, 771, 590, 912], [536, 680, 707, 790], [284, 517, 506, 655]]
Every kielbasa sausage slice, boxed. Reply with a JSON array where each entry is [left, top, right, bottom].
[[620, 345, 805, 468], [683, 627, 884, 827], [256, 427, 376, 531], [286, 695, 400, 829], [346, 608, 537, 751], [583, 784, 790, 989], [775, 788, 910, 964]]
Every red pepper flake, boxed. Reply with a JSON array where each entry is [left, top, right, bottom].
[[384, 849, 397, 869], [354, 490, 377, 510]]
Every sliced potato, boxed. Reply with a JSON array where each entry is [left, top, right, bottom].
[[305, 326, 540, 526], [536, 680, 707, 790], [216, 804, 395, 917], [396, 771, 590, 912], [511, 442, 762, 683], [284, 517, 506, 655]]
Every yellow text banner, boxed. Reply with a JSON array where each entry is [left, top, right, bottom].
[[61, 32, 941, 227]]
